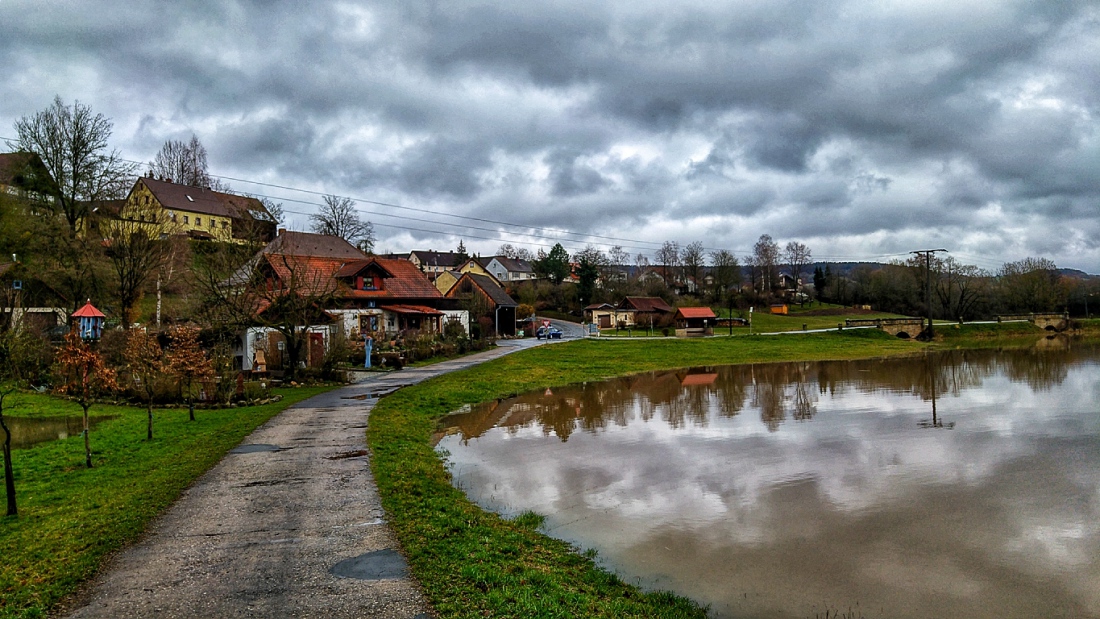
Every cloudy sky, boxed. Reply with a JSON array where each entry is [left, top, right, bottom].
[[2, 1, 1098, 271]]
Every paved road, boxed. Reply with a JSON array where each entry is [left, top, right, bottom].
[[59, 338, 542, 619], [539, 317, 587, 339]]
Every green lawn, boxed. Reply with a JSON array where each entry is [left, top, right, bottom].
[[0, 385, 335, 619], [367, 329, 925, 619]]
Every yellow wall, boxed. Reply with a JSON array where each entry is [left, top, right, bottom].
[[120, 182, 235, 241]]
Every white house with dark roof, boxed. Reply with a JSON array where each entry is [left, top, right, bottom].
[[482, 256, 536, 283]]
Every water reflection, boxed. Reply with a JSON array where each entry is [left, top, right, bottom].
[[438, 343, 1100, 619], [3, 415, 116, 449]]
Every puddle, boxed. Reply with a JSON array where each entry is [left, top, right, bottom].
[[330, 549, 408, 580], [229, 443, 282, 454]]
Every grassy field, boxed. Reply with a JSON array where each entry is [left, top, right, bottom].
[[595, 303, 910, 337], [367, 329, 928, 619], [0, 385, 334, 619]]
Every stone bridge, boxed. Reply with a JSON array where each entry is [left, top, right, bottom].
[[845, 318, 926, 339], [997, 313, 1071, 331]]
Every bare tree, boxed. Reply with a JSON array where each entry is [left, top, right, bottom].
[[104, 200, 177, 329], [11, 96, 136, 233], [656, 241, 680, 285], [498, 243, 534, 262], [710, 249, 741, 302], [149, 134, 225, 189], [783, 242, 812, 287], [310, 195, 375, 253], [752, 234, 780, 293], [680, 241, 705, 295]]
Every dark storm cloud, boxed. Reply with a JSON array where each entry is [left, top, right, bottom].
[[1, 0, 1098, 268]]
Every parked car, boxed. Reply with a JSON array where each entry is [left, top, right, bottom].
[[537, 326, 563, 340]]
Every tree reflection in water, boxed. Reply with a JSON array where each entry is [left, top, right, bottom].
[[439, 338, 1087, 443]]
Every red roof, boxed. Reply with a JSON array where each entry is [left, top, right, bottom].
[[72, 302, 105, 318], [676, 307, 717, 319], [339, 257, 442, 299]]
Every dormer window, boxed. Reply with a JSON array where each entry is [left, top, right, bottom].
[[363, 275, 377, 290]]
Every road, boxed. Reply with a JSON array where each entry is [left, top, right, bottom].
[[59, 338, 543, 619]]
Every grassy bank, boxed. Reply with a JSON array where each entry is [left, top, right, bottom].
[[0, 386, 334, 619], [367, 329, 925, 618]]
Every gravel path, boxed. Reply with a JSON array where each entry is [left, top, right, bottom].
[[59, 339, 540, 619]]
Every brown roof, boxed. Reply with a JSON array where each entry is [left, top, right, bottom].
[[0, 152, 53, 191], [337, 257, 443, 299], [490, 256, 533, 273], [410, 250, 464, 268], [620, 296, 674, 313], [261, 231, 367, 260], [137, 177, 270, 221], [446, 273, 516, 307]]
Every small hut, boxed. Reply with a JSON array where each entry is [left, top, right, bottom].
[[71, 301, 105, 340]]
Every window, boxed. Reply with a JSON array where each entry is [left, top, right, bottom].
[[195, 217, 201, 226], [210, 218, 215, 228], [183, 215, 189, 224], [359, 315, 379, 332], [363, 275, 377, 290]]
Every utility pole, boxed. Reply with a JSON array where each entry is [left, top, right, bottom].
[[910, 249, 948, 339]]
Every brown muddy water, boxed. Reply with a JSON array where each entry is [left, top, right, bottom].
[[3, 415, 116, 449], [436, 342, 1100, 619]]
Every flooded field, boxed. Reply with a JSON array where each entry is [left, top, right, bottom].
[[437, 341, 1100, 618], [3, 415, 116, 450]]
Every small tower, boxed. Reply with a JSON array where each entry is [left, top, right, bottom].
[[71, 301, 106, 340]]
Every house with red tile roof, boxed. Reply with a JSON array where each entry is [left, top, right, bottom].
[[232, 232, 468, 372]]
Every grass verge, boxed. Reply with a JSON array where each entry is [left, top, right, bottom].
[[367, 329, 924, 618], [0, 385, 335, 619]]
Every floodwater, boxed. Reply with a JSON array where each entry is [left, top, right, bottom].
[[2, 415, 116, 450], [436, 339, 1100, 619]]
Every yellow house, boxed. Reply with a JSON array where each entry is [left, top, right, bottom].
[[117, 175, 275, 243], [433, 259, 499, 294]]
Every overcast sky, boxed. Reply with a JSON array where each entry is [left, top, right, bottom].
[[2, 1, 1098, 271]]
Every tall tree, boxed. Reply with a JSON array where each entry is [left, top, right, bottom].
[[575, 255, 600, 306], [498, 243, 534, 261], [783, 241, 812, 293], [710, 249, 741, 302], [455, 240, 470, 264], [124, 328, 163, 440], [997, 257, 1061, 313], [310, 195, 375, 253], [655, 241, 680, 285], [149, 134, 222, 189], [534, 243, 571, 285], [104, 201, 175, 328], [166, 325, 214, 422], [752, 235, 780, 293], [0, 327, 49, 515], [680, 241, 705, 295], [55, 330, 118, 468], [11, 96, 136, 232]]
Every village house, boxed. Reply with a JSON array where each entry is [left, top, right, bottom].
[[232, 231, 467, 372], [433, 258, 499, 295], [445, 272, 517, 337], [619, 296, 674, 327], [116, 175, 276, 243], [408, 250, 466, 279], [481, 256, 536, 284], [584, 302, 636, 329], [0, 152, 54, 200]]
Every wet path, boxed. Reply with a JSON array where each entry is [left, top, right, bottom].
[[60, 339, 541, 619]]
